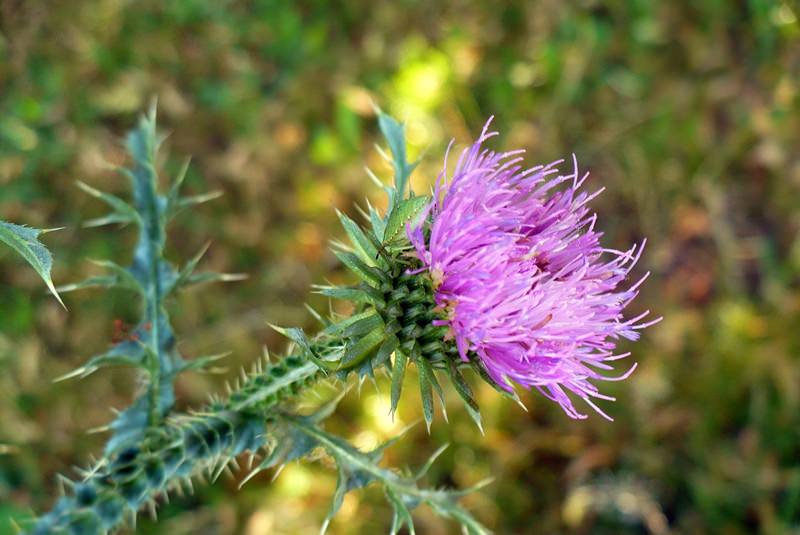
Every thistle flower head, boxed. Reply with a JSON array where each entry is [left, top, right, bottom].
[[408, 119, 659, 420]]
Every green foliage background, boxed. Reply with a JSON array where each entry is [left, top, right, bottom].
[[1, 1, 799, 533]]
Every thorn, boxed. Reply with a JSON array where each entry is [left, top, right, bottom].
[[147, 500, 158, 520], [304, 303, 326, 326], [73, 466, 90, 479], [56, 474, 72, 495], [87, 455, 101, 471], [87, 424, 111, 435], [375, 144, 392, 164], [470, 477, 495, 492], [371, 375, 380, 395], [228, 457, 240, 472], [53, 366, 92, 383], [211, 460, 228, 482], [239, 466, 263, 489], [357, 375, 366, 397], [397, 418, 421, 437], [223, 464, 235, 480], [271, 463, 286, 482], [148, 96, 158, 121], [219, 272, 248, 282]]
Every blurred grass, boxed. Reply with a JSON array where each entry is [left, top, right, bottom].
[[1, 1, 799, 533]]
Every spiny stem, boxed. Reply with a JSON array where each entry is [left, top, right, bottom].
[[30, 341, 339, 534], [136, 112, 167, 427]]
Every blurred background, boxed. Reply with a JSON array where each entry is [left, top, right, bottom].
[[1, 1, 799, 533]]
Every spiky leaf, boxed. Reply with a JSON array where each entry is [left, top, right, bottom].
[[416, 357, 446, 431], [333, 250, 387, 286], [314, 285, 380, 305], [270, 325, 332, 372], [55, 339, 146, 381], [383, 195, 430, 245], [447, 361, 483, 432], [288, 416, 489, 535], [76, 181, 140, 228], [340, 328, 385, 369], [390, 350, 409, 417], [377, 111, 418, 209], [336, 210, 379, 264], [0, 220, 63, 306]]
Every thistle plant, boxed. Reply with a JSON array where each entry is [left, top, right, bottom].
[[21, 107, 656, 534]]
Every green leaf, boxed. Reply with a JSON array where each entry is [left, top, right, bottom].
[[342, 312, 383, 338], [57, 259, 143, 294], [77, 180, 140, 228], [177, 352, 229, 373], [168, 243, 247, 294], [336, 210, 379, 264], [166, 157, 191, 216], [415, 443, 449, 481], [470, 358, 526, 410], [241, 391, 350, 488], [289, 416, 490, 535], [333, 250, 388, 286], [377, 111, 418, 206], [386, 487, 416, 535], [54, 342, 146, 381], [184, 271, 248, 287], [365, 200, 386, 242], [417, 359, 435, 432], [314, 285, 380, 305], [270, 324, 333, 372], [169, 242, 210, 293], [0, 220, 64, 307], [383, 195, 430, 245], [446, 361, 482, 432], [416, 357, 446, 431], [390, 350, 409, 418], [340, 328, 385, 368], [323, 310, 379, 336], [173, 191, 224, 212], [373, 335, 399, 369]]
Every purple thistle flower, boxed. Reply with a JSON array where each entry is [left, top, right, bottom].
[[407, 119, 660, 420]]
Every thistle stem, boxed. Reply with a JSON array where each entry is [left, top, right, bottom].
[[30, 348, 329, 535]]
